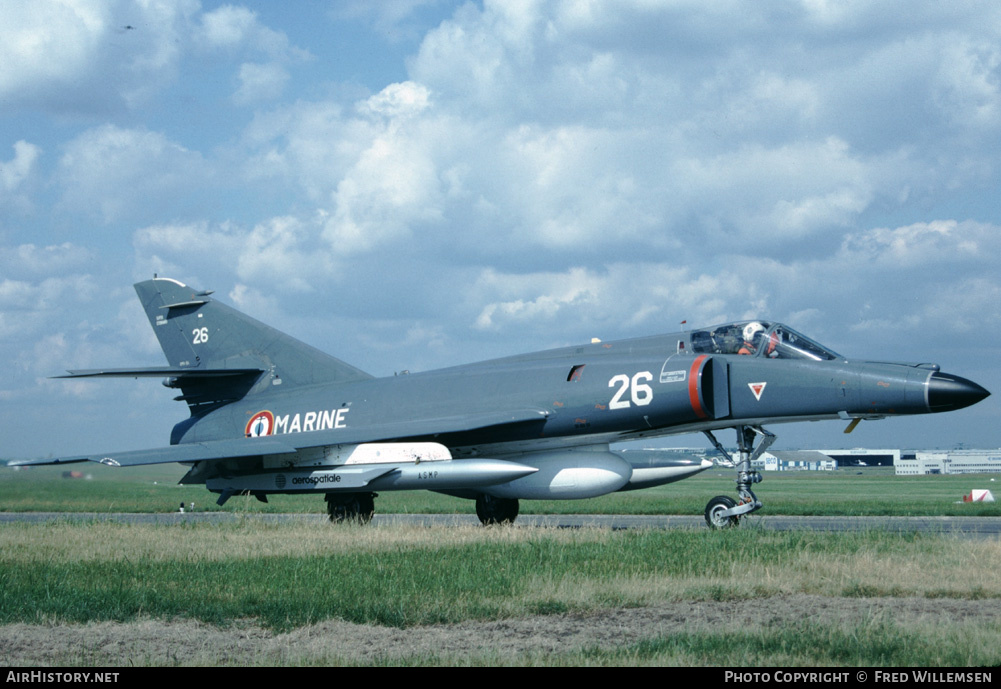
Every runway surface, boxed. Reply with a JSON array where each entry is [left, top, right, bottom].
[[1, 512, 999, 538]]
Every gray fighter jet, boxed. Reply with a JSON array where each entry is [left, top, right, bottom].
[[10, 278, 990, 527]]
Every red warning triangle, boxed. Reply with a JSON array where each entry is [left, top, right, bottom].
[[748, 382, 767, 401]]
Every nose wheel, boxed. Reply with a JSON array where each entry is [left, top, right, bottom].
[[704, 495, 739, 528], [702, 425, 773, 529]]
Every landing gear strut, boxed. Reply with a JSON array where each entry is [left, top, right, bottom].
[[475, 494, 519, 525], [325, 492, 376, 524], [702, 425, 774, 529]]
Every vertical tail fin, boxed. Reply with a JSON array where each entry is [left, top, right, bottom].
[[134, 278, 372, 394]]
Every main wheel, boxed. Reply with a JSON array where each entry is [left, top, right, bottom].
[[475, 495, 519, 525], [704, 495, 739, 529], [326, 492, 375, 524]]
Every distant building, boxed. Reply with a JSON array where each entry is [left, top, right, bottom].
[[629, 446, 1001, 476], [895, 450, 1001, 475], [820, 448, 900, 467], [752, 448, 904, 470], [754, 451, 837, 471]]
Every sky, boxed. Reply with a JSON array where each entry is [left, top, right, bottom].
[[2, 0, 1000, 459]]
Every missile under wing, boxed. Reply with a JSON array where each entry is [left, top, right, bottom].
[[10, 278, 989, 527]]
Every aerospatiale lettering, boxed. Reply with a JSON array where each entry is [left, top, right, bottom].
[[273, 408, 349, 434], [292, 474, 342, 485]]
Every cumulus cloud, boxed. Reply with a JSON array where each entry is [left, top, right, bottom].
[[133, 216, 338, 293], [239, 81, 446, 256], [932, 37, 1001, 133], [215, 0, 1001, 373], [0, 140, 41, 214], [0, 243, 92, 277], [238, 216, 336, 290], [0, 1, 312, 116], [133, 220, 249, 290], [838, 220, 1000, 268], [197, 4, 258, 49], [333, 0, 450, 43], [471, 263, 746, 338], [0, 0, 199, 113], [0, 275, 98, 342], [4, 2, 1001, 453], [399, 1, 1001, 249], [1, 141, 40, 192], [196, 4, 309, 106], [196, 4, 307, 60], [322, 126, 444, 254], [360, 81, 431, 118], [242, 100, 359, 200], [0, 1, 110, 106], [56, 125, 210, 224], [134, 221, 243, 257], [464, 212, 1001, 362], [233, 62, 290, 105]]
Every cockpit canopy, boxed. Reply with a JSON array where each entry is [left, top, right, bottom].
[[690, 321, 841, 361]]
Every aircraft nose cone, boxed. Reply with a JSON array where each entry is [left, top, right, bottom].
[[928, 372, 990, 412]]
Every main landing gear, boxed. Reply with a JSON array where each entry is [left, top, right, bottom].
[[475, 494, 519, 525], [702, 425, 774, 529], [325, 492, 376, 524]]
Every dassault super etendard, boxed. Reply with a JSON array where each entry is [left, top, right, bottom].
[[12, 277, 990, 527]]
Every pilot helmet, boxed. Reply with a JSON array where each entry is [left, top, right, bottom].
[[743, 322, 765, 342]]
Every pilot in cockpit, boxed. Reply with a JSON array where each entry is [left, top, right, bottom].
[[738, 322, 765, 355]]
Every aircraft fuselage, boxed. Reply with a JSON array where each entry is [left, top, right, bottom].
[[173, 329, 981, 462]]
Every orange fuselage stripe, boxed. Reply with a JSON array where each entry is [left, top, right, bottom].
[[689, 355, 708, 419]]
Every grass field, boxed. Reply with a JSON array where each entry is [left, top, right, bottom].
[[1, 521, 999, 665], [3, 461, 999, 517], [3, 521, 998, 629]]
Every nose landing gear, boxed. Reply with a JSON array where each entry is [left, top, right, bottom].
[[702, 425, 774, 529]]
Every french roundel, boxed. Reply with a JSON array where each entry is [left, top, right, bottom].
[[246, 411, 275, 437]]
